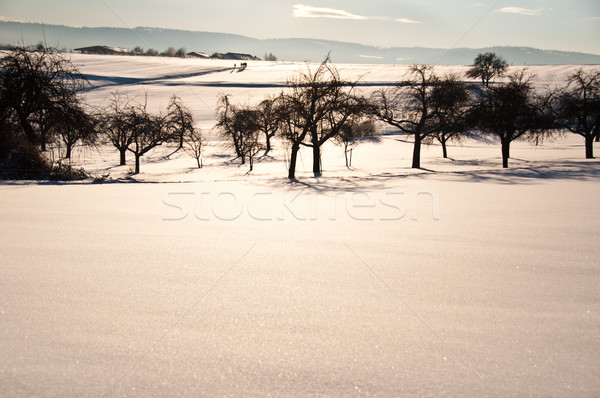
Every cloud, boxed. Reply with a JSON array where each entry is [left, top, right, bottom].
[[498, 7, 542, 16], [293, 4, 367, 20], [293, 4, 421, 23], [395, 18, 421, 24]]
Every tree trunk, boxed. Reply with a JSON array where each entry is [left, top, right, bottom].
[[233, 133, 242, 158], [585, 134, 594, 159], [441, 139, 448, 159], [17, 112, 37, 144], [65, 143, 72, 159], [196, 157, 201, 168], [312, 144, 321, 177], [264, 133, 272, 155], [41, 130, 47, 152], [179, 132, 184, 149], [344, 144, 349, 168], [119, 148, 127, 165], [411, 134, 421, 169], [288, 143, 300, 180], [134, 153, 140, 174], [501, 140, 510, 168]]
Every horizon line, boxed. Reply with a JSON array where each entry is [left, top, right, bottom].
[[1, 19, 599, 56]]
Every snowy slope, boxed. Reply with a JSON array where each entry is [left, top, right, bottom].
[[75, 53, 598, 127], [1, 55, 599, 397]]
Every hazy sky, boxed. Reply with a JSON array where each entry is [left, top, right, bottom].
[[1, 0, 599, 54]]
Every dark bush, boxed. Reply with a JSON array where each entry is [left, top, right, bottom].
[[0, 138, 88, 180]]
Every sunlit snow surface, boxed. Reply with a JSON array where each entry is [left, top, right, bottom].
[[1, 54, 599, 396]]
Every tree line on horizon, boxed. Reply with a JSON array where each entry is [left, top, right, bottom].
[[1, 43, 276, 62], [0, 47, 598, 180]]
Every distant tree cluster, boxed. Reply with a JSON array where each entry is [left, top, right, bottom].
[[131, 46, 188, 58], [264, 52, 277, 62]]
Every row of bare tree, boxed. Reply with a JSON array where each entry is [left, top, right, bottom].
[[215, 59, 375, 178], [100, 94, 202, 173], [217, 58, 599, 177], [1, 47, 598, 180], [377, 63, 599, 168], [0, 47, 207, 176]]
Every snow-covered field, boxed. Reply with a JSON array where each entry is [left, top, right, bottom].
[[1, 54, 599, 397]]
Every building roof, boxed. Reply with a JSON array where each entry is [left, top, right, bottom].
[[210, 52, 260, 61], [74, 46, 132, 55], [187, 51, 210, 58]]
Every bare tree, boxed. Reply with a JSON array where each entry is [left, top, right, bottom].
[[277, 93, 309, 180], [554, 68, 600, 158], [334, 117, 376, 168], [101, 93, 171, 173], [254, 96, 281, 155], [466, 52, 509, 87], [216, 94, 242, 161], [166, 95, 195, 149], [215, 94, 263, 170], [0, 47, 97, 179], [162, 47, 177, 57], [184, 128, 205, 168], [371, 64, 440, 169], [278, 57, 367, 178], [126, 98, 169, 174], [243, 124, 263, 172], [102, 93, 135, 166], [471, 70, 553, 168], [426, 73, 473, 158], [0, 47, 88, 150], [264, 52, 277, 61], [32, 109, 56, 152], [55, 100, 97, 159]]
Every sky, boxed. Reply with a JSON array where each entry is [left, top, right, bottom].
[[1, 0, 599, 54]]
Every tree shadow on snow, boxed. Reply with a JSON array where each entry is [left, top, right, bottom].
[[423, 159, 600, 185], [3, 158, 598, 187]]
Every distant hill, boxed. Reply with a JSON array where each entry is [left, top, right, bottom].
[[2, 21, 599, 65]]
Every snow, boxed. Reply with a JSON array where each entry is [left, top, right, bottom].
[[1, 54, 599, 396]]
